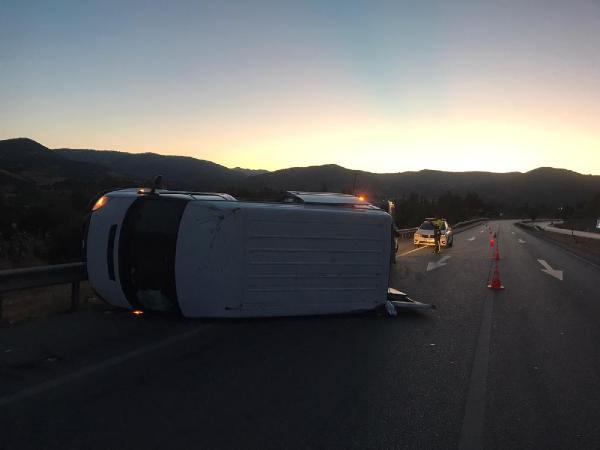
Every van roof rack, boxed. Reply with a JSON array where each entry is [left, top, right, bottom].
[[284, 191, 375, 207], [137, 189, 236, 201]]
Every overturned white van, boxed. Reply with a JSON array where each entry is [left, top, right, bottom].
[[86, 189, 432, 317]]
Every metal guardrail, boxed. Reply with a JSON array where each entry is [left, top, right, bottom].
[[395, 227, 418, 239], [0, 262, 88, 319], [453, 218, 490, 231]]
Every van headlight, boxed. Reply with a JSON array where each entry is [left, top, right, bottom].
[[92, 196, 110, 212]]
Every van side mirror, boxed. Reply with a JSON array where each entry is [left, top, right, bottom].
[[150, 175, 164, 194]]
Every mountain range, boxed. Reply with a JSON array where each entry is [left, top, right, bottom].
[[1, 137, 600, 209]]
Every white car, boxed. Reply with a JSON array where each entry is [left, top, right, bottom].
[[413, 218, 453, 248], [85, 189, 403, 318]]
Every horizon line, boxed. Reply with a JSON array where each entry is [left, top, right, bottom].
[[2, 136, 598, 177]]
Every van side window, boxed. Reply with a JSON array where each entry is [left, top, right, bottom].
[[119, 197, 187, 312]]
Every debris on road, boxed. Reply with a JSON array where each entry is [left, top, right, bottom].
[[386, 288, 436, 311]]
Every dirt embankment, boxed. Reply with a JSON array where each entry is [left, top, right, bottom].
[[0, 282, 101, 326]]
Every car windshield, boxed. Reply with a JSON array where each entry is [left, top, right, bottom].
[[419, 222, 434, 230]]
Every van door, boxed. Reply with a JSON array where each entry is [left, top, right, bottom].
[[118, 197, 188, 312]]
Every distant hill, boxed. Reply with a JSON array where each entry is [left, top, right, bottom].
[[0, 138, 120, 185], [241, 164, 600, 208], [0, 138, 134, 208], [231, 167, 269, 177], [55, 148, 266, 191], [1, 138, 599, 208]]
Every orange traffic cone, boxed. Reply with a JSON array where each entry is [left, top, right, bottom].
[[494, 245, 500, 261], [490, 238, 495, 247], [488, 264, 504, 290]]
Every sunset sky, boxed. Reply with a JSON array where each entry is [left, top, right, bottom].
[[1, 0, 599, 174]]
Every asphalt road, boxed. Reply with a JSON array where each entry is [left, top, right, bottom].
[[1, 220, 600, 449]]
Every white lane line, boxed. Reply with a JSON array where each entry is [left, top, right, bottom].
[[468, 237, 476, 241], [0, 327, 208, 408], [538, 259, 563, 281], [459, 295, 494, 450], [518, 238, 526, 244], [426, 255, 451, 272], [397, 246, 427, 257]]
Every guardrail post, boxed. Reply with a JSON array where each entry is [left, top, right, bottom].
[[0, 262, 87, 319], [70, 281, 80, 312]]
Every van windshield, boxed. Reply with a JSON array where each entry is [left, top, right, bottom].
[[119, 197, 187, 312]]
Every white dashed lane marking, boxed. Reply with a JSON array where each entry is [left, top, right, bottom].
[[397, 246, 427, 257]]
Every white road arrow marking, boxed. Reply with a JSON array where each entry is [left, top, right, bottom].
[[468, 237, 476, 241], [427, 256, 451, 272], [537, 259, 563, 281], [518, 238, 526, 244]]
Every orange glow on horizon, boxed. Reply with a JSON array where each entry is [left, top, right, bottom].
[[29, 111, 600, 175]]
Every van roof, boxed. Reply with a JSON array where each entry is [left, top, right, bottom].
[[108, 188, 378, 209]]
